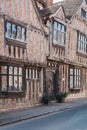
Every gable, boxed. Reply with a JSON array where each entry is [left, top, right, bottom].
[[75, 0, 87, 17], [51, 6, 66, 22], [0, 0, 44, 32], [31, 0, 45, 32]]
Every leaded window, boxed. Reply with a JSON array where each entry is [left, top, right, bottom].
[[77, 32, 87, 54], [69, 67, 81, 89], [5, 21, 26, 42], [53, 21, 66, 46], [0, 65, 23, 92]]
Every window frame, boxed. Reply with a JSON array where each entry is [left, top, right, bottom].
[[77, 32, 87, 55], [69, 66, 81, 90], [52, 20, 66, 46], [5, 21, 27, 43], [0, 64, 24, 93]]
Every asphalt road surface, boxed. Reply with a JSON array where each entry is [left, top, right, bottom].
[[0, 104, 87, 130]]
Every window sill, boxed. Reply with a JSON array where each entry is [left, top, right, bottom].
[[70, 88, 81, 90], [5, 37, 27, 48], [77, 51, 87, 57], [52, 42, 65, 48], [1, 91, 24, 93]]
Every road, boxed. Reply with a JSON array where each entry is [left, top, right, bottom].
[[0, 104, 87, 130]]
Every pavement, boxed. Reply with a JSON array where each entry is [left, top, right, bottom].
[[0, 98, 87, 126]]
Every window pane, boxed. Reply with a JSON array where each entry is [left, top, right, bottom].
[[19, 67, 22, 75], [14, 67, 17, 75], [2, 76, 7, 91], [19, 77, 22, 91], [78, 77, 81, 88], [70, 76, 73, 89], [9, 76, 13, 91], [9, 66, 13, 74], [6, 22, 12, 37], [77, 69, 79, 76], [61, 25, 64, 32], [12, 24, 16, 39], [74, 76, 77, 88], [54, 22, 57, 29], [79, 69, 81, 76], [58, 23, 61, 31], [77, 77, 78, 87], [75, 69, 77, 75], [70, 68, 73, 75], [78, 34, 80, 40], [14, 76, 18, 91], [1, 66, 7, 74], [58, 31, 61, 42], [22, 28, 26, 41], [17, 26, 22, 39], [53, 30, 57, 43]]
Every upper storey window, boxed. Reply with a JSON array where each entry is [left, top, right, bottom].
[[5, 21, 26, 42], [77, 32, 87, 54], [81, 9, 87, 19], [53, 21, 66, 46]]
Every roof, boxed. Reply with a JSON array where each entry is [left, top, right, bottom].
[[36, 0, 47, 7], [40, 0, 83, 19], [40, 4, 61, 17]]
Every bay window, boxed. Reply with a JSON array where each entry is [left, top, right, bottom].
[[69, 67, 81, 89], [77, 32, 87, 54], [5, 21, 26, 42], [53, 21, 66, 46]]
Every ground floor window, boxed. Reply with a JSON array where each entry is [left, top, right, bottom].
[[0, 65, 23, 92], [69, 66, 81, 89]]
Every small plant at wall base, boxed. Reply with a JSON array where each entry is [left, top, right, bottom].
[[41, 94, 49, 104], [55, 92, 68, 103], [41, 94, 56, 105], [41, 93, 68, 104]]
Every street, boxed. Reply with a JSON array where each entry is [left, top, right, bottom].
[[0, 104, 87, 130]]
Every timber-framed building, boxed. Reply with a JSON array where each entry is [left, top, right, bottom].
[[0, 0, 87, 111]]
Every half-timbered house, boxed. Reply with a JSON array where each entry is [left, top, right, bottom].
[[40, 0, 87, 100], [0, 0, 47, 111]]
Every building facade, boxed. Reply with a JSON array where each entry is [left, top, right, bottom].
[[0, 0, 87, 111], [0, 0, 47, 111], [40, 0, 87, 100]]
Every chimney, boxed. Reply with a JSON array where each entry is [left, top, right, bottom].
[[46, 0, 53, 6]]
